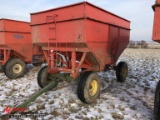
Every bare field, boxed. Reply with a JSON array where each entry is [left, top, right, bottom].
[[0, 48, 160, 120]]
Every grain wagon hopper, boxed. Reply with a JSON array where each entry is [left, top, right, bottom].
[[0, 19, 44, 79], [152, 0, 160, 119], [30, 2, 130, 104]]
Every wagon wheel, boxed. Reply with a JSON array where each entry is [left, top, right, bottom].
[[4, 58, 26, 79], [37, 66, 58, 89], [0, 65, 4, 72], [154, 81, 160, 120], [32, 63, 42, 67], [77, 71, 101, 104], [116, 61, 128, 82], [54, 54, 63, 67], [54, 58, 62, 67]]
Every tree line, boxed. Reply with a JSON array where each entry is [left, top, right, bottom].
[[128, 40, 148, 48]]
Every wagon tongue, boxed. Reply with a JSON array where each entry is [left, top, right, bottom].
[[9, 76, 66, 114]]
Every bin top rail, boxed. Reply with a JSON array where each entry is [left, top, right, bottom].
[[30, 1, 130, 30]]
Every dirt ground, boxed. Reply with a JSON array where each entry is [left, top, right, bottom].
[[0, 48, 160, 120]]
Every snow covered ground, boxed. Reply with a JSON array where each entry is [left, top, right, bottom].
[[0, 48, 160, 120]]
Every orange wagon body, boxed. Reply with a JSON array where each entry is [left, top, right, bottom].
[[31, 2, 130, 78], [152, 0, 160, 43], [0, 19, 43, 65]]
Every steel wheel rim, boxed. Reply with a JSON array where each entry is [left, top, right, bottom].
[[55, 59, 61, 67], [89, 80, 98, 96], [13, 64, 22, 74]]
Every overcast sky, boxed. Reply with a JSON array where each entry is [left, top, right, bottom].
[[0, 0, 156, 41]]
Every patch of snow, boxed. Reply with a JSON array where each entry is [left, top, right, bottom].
[[0, 49, 160, 119]]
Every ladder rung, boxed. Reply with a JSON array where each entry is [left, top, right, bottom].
[[49, 38, 56, 40], [49, 27, 56, 29]]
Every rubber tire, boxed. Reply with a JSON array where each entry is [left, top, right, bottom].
[[37, 66, 57, 89], [77, 72, 92, 101], [4, 58, 26, 79], [154, 81, 160, 120], [77, 72, 101, 104], [0, 65, 4, 72], [33, 63, 42, 67], [116, 61, 128, 83]]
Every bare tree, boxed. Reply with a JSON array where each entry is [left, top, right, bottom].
[[128, 41, 136, 48], [141, 40, 148, 48]]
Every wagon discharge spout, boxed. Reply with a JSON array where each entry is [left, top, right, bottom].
[[152, 0, 160, 43]]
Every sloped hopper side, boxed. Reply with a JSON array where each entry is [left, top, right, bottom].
[[31, 2, 130, 71]]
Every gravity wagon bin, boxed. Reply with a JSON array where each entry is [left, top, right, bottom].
[[31, 2, 130, 104], [152, 0, 160, 120], [0, 19, 44, 79]]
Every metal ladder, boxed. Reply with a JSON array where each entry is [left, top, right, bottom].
[[46, 15, 58, 70]]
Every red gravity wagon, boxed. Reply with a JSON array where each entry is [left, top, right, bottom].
[[152, 0, 160, 119], [0, 19, 44, 79], [31, 2, 130, 103]]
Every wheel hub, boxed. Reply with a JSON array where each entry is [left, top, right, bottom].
[[13, 64, 22, 74], [89, 80, 98, 96], [55, 59, 61, 67]]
